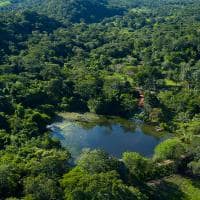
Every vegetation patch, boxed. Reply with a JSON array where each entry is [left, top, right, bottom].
[[152, 175, 200, 200], [0, 0, 11, 7], [0, 0, 200, 199]]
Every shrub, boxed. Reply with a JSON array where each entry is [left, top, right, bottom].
[[154, 138, 185, 161], [122, 152, 150, 182]]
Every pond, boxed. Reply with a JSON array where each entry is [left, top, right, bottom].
[[50, 113, 170, 159]]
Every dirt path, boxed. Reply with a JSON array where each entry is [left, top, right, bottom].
[[138, 90, 144, 107]]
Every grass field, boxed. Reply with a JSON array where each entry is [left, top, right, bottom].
[[0, 0, 11, 7], [164, 79, 181, 87]]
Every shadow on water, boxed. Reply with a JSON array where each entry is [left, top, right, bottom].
[[50, 113, 171, 159]]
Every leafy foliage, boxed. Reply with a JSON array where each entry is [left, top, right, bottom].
[[61, 168, 145, 200], [154, 138, 186, 161], [0, 0, 200, 199]]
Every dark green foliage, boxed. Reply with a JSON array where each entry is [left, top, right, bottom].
[[25, 149, 71, 178], [0, 164, 21, 198], [122, 152, 151, 182], [0, 0, 200, 199], [61, 168, 146, 200], [151, 161, 177, 179], [187, 138, 200, 176], [0, 129, 10, 149], [3, 0, 124, 23], [77, 149, 120, 174], [24, 174, 63, 200]]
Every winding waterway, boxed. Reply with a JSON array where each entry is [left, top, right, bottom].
[[50, 113, 170, 159]]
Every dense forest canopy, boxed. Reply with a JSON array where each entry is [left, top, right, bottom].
[[0, 0, 125, 23], [0, 0, 200, 199]]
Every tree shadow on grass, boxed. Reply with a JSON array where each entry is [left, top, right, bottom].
[[179, 174, 200, 189], [149, 180, 186, 200], [189, 176, 200, 189]]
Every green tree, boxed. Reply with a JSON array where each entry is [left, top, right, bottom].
[[0, 129, 10, 149], [122, 152, 150, 182], [24, 174, 62, 200], [26, 149, 71, 178], [61, 168, 145, 200], [77, 149, 119, 174], [0, 164, 21, 198], [154, 138, 186, 161]]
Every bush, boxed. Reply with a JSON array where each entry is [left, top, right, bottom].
[[77, 149, 120, 174], [0, 129, 10, 149], [154, 138, 186, 161], [188, 161, 200, 176], [151, 160, 177, 179], [0, 164, 21, 198], [122, 152, 151, 182], [61, 168, 146, 200], [24, 175, 62, 200]]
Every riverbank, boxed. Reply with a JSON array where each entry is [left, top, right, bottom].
[[57, 112, 104, 123], [55, 112, 168, 136]]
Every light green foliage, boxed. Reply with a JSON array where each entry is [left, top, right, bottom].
[[0, 0, 11, 7], [152, 175, 200, 200], [154, 138, 186, 161], [0, 0, 200, 199], [77, 149, 119, 174], [149, 108, 164, 124], [188, 160, 200, 175], [122, 152, 150, 181], [61, 168, 146, 200], [25, 149, 71, 178], [164, 79, 181, 87]]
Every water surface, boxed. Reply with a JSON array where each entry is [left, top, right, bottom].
[[51, 113, 169, 159]]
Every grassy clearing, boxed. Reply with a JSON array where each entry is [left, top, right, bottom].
[[58, 112, 101, 122], [164, 79, 181, 87]]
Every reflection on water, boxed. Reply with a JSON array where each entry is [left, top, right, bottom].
[[51, 115, 170, 159]]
